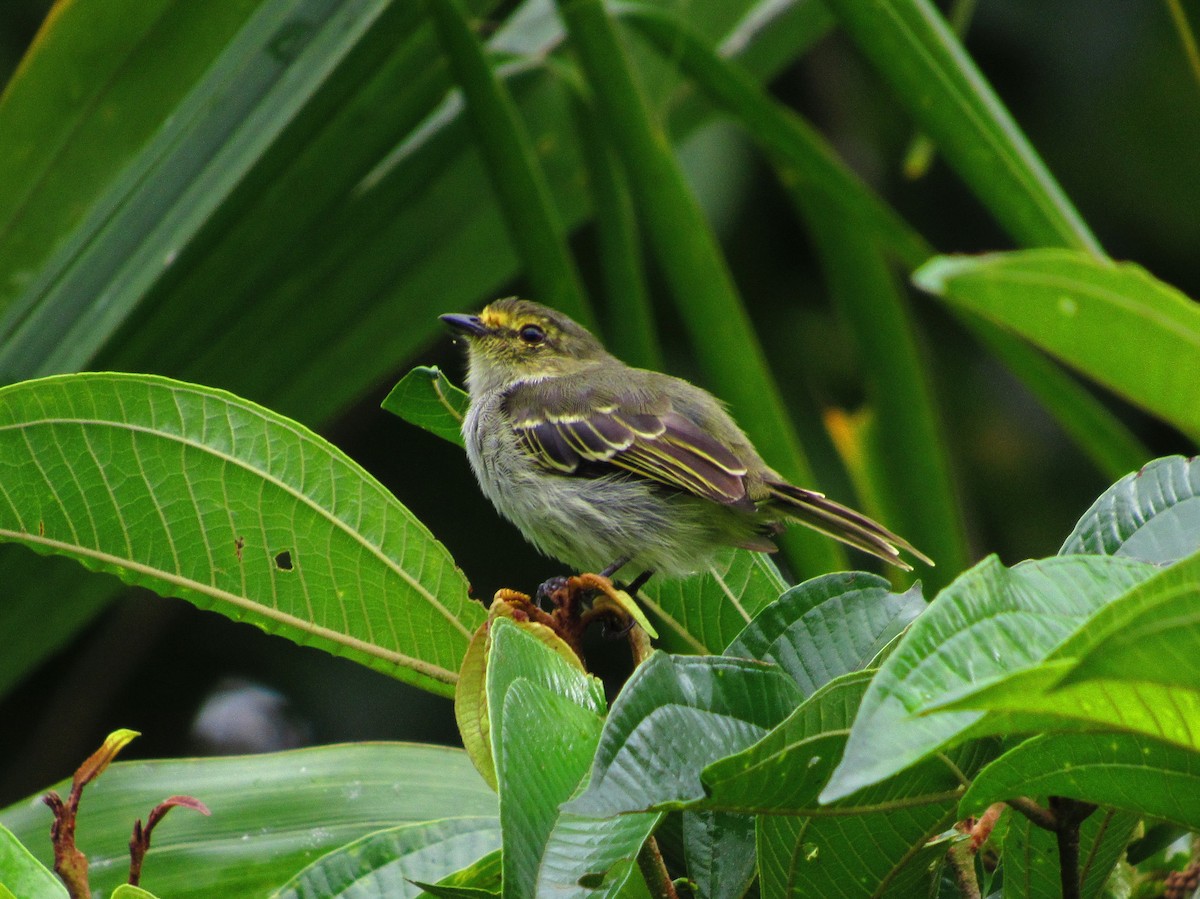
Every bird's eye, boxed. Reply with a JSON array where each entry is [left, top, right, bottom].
[[518, 324, 546, 345]]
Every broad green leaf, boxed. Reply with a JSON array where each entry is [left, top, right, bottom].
[[1060, 454, 1200, 563], [914, 251, 1200, 440], [0, 824, 66, 899], [756, 808, 953, 898], [1001, 807, 1139, 899], [822, 554, 1157, 801], [701, 671, 975, 814], [962, 733, 1200, 830], [566, 653, 802, 818], [472, 617, 604, 792], [382, 366, 469, 448], [457, 572, 604, 790], [638, 548, 786, 655], [821, 0, 1100, 253], [1056, 546, 1200, 689], [554, 0, 842, 576], [269, 817, 501, 899], [931, 549, 1200, 751], [0, 744, 496, 899], [485, 619, 606, 751], [498, 682, 604, 899], [702, 672, 874, 813], [536, 812, 657, 899], [415, 846, 501, 897], [0, 373, 483, 696], [682, 810, 756, 899], [111, 888, 158, 899], [725, 572, 925, 697]]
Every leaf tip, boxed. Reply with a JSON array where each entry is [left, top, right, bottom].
[[911, 254, 982, 295]]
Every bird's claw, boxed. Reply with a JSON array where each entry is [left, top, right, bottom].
[[534, 575, 570, 609]]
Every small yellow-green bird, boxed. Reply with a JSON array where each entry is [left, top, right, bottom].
[[442, 298, 930, 590]]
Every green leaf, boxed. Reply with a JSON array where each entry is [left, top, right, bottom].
[[821, 0, 1100, 252], [536, 812, 657, 898], [0, 824, 66, 899], [701, 671, 974, 814], [1057, 546, 1200, 689], [1001, 807, 1139, 899], [962, 733, 1200, 830], [702, 672, 873, 813], [0, 373, 483, 696], [418, 886, 500, 899], [469, 616, 604, 793], [485, 619, 606, 750], [481, 627, 653, 898], [566, 653, 803, 818], [1060, 454, 1200, 563], [382, 367, 469, 448], [914, 250, 1200, 440], [269, 817, 501, 899], [111, 888, 159, 899], [638, 548, 786, 655], [725, 572, 925, 697], [414, 847, 501, 897], [756, 808, 953, 899], [497, 682, 604, 899], [822, 554, 1157, 801], [0, 744, 496, 899], [931, 548, 1200, 752], [682, 810, 756, 899]]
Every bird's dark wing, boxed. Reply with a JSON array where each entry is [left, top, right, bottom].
[[503, 378, 751, 506]]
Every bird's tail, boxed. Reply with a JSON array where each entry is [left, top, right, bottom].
[[767, 481, 934, 571]]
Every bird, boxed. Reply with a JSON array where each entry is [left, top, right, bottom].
[[441, 298, 930, 591]]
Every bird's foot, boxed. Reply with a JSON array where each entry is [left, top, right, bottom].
[[534, 575, 571, 610]]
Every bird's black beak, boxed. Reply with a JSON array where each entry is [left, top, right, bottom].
[[439, 313, 489, 338]]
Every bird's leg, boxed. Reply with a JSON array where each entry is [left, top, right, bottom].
[[534, 575, 570, 610], [599, 556, 631, 579], [597, 558, 654, 595], [625, 569, 654, 594], [597, 570, 652, 639]]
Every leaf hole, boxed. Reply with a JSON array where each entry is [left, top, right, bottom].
[[274, 550, 294, 572]]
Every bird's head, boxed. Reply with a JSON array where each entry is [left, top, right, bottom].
[[440, 298, 610, 395]]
